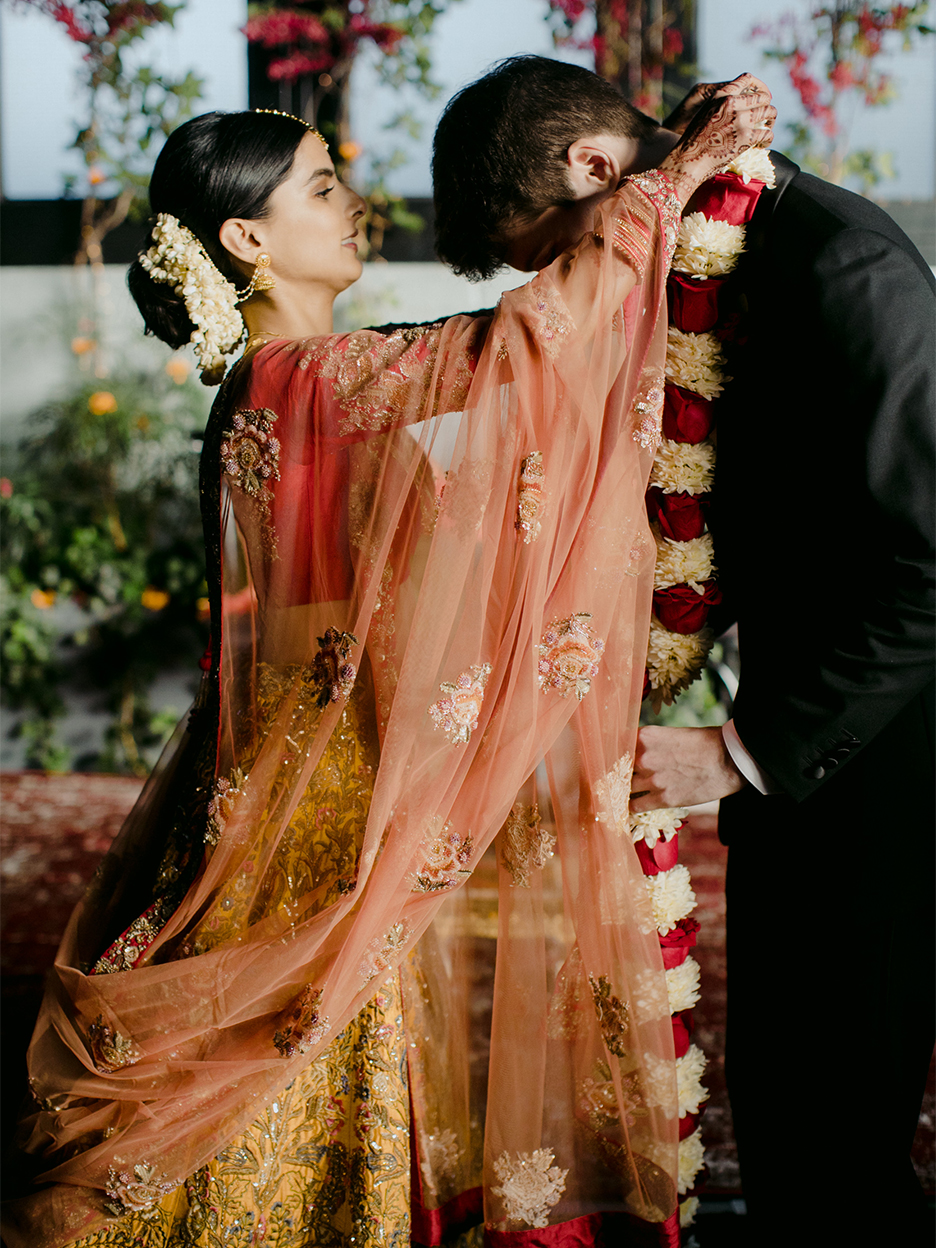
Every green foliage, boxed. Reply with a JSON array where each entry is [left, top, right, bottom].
[[1, 362, 210, 773]]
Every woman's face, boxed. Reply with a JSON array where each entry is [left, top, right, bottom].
[[252, 132, 366, 296]]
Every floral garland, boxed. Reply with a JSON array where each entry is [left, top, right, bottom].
[[636, 145, 776, 1230]]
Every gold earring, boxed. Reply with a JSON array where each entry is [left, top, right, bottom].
[[236, 253, 275, 303]]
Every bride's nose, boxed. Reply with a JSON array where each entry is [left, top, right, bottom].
[[349, 190, 366, 221]]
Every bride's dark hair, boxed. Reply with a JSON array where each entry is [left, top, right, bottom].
[[128, 111, 309, 349]]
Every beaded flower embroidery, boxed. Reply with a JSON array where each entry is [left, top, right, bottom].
[[310, 628, 359, 709], [537, 614, 604, 701], [428, 663, 492, 745], [220, 408, 281, 557], [411, 820, 473, 893], [104, 1161, 178, 1218], [515, 451, 546, 544], [88, 1016, 140, 1074], [500, 803, 555, 888], [491, 1148, 568, 1229], [273, 985, 330, 1057]]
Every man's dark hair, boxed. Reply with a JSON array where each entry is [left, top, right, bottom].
[[432, 55, 660, 281]]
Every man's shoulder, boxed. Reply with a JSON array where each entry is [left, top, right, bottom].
[[763, 153, 933, 285]]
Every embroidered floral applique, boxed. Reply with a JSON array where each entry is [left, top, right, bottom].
[[518, 285, 574, 358], [104, 1161, 179, 1218], [304, 326, 474, 436], [500, 803, 555, 888], [220, 408, 281, 558], [428, 662, 491, 745], [420, 1127, 462, 1197], [594, 753, 634, 837], [580, 1059, 646, 1132], [358, 921, 409, 989], [273, 985, 330, 1057], [589, 974, 630, 1058], [631, 371, 666, 450], [88, 1016, 140, 1074], [491, 1148, 568, 1230], [515, 451, 546, 544], [310, 628, 358, 710], [205, 766, 247, 846], [537, 613, 605, 701], [411, 819, 473, 893]]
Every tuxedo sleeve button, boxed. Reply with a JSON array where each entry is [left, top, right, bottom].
[[805, 762, 826, 780]]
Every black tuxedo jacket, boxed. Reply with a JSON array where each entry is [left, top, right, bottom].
[[711, 154, 935, 811]]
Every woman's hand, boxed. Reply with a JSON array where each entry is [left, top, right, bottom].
[[659, 77, 776, 207], [663, 73, 773, 137]]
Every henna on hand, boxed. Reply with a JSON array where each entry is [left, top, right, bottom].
[[659, 83, 776, 206]]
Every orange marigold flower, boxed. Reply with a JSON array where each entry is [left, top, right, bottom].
[[88, 167, 106, 186], [338, 141, 362, 163], [71, 336, 96, 355], [141, 588, 170, 611], [31, 589, 56, 610], [165, 357, 190, 384], [88, 391, 118, 415]]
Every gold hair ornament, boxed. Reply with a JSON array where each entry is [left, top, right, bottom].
[[252, 108, 327, 148]]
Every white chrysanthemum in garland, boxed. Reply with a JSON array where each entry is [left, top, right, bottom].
[[665, 328, 730, 401], [666, 956, 701, 1013], [641, 1050, 678, 1118], [645, 863, 696, 934], [649, 438, 716, 496], [678, 1127, 706, 1195], [646, 622, 713, 704], [141, 213, 245, 381], [629, 805, 687, 847], [728, 147, 777, 187], [673, 213, 746, 279], [679, 1196, 700, 1228], [653, 529, 716, 591], [634, 968, 670, 1021], [677, 1043, 709, 1117]]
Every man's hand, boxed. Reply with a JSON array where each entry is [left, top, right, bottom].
[[663, 74, 774, 137], [630, 725, 747, 811]]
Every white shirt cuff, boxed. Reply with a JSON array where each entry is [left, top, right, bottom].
[[722, 719, 780, 796]]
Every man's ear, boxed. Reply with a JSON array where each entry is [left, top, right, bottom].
[[565, 137, 622, 200], [218, 218, 265, 268]]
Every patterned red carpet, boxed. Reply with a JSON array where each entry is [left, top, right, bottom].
[[2, 772, 933, 1195]]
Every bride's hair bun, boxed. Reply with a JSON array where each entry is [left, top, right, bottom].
[[128, 110, 309, 358]]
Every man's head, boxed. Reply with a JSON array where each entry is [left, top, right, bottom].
[[432, 55, 676, 279]]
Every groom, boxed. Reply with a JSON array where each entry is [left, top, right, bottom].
[[432, 55, 935, 1244]]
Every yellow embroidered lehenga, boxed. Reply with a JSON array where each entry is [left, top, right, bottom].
[[5, 171, 688, 1248]]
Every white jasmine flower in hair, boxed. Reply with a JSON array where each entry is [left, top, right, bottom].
[[649, 439, 715, 496], [672, 213, 746, 278], [678, 1127, 706, 1195], [645, 622, 713, 707], [679, 1196, 700, 1228], [666, 956, 701, 1014], [665, 328, 729, 400], [629, 806, 688, 848], [653, 529, 716, 592], [140, 213, 245, 382], [727, 147, 776, 187], [645, 863, 696, 934], [676, 1043, 709, 1117]]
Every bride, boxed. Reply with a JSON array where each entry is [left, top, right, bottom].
[[4, 101, 762, 1247]]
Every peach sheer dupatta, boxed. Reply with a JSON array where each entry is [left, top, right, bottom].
[[7, 171, 681, 1248]]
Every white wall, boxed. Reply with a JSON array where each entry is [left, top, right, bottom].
[[0, 262, 531, 436]]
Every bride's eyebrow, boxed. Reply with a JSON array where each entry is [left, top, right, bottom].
[[306, 167, 336, 184]]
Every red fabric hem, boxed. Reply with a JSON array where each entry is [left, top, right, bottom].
[[483, 1209, 681, 1247], [411, 1185, 483, 1245]]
